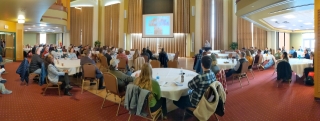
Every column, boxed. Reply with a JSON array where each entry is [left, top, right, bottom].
[[15, 23, 24, 61], [314, 0, 320, 99], [194, 0, 202, 53], [93, 2, 99, 47]]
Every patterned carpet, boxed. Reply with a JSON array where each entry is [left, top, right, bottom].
[[0, 61, 319, 121]]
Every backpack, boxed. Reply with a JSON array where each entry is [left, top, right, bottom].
[[305, 76, 314, 86], [215, 86, 225, 116]]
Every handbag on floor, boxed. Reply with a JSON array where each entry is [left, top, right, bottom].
[[305, 76, 314, 86]]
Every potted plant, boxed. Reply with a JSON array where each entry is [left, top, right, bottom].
[[94, 40, 101, 47], [230, 42, 238, 51]]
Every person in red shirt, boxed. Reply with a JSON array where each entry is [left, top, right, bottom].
[[41, 46, 49, 58], [116, 48, 128, 64]]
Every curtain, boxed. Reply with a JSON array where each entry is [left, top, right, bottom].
[[105, 3, 120, 47], [131, 34, 158, 52], [253, 25, 267, 49], [237, 17, 252, 49], [174, 0, 190, 33], [70, 7, 93, 46], [213, 0, 223, 50], [128, 0, 142, 33], [202, 0, 213, 48]]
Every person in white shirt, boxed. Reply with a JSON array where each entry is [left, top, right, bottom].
[[204, 40, 211, 47]]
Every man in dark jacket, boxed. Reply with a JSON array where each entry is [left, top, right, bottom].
[[141, 48, 150, 62], [225, 52, 248, 77], [29, 48, 43, 74], [104, 49, 112, 65], [146, 46, 154, 60], [31, 45, 37, 54]]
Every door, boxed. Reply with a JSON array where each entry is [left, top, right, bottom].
[[5, 34, 14, 60]]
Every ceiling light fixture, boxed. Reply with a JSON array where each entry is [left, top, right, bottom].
[[283, 15, 295, 18], [28, 28, 31, 29], [303, 22, 312, 25], [293, 25, 296, 26], [298, 20, 303, 22], [40, 24, 47, 27], [271, 19, 277, 21], [278, 25, 286, 28], [104, 1, 120, 6]]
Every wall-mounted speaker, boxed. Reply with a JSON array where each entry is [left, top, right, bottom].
[[124, 10, 127, 18], [191, 6, 195, 16], [191, 32, 194, 52], [124, 33, 127, 49]]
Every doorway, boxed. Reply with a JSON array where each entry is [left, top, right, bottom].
[[0, 32, 15, 62]]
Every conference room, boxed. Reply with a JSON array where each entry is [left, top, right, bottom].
[[0, 0, 319, 120]]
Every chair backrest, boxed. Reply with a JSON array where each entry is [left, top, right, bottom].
[[167, 60, 178, 68], [173, 51, 179, 61], [258, 54, 263, 63], [142, 55, 149, 63], [100, 56, 108, 68], [82, 63, 97, 78], [240, 61, 249, 74], [118, 58, 127, 69], [251, 56, 255, 67], [103, 72, 119, 94], [150, 60, 161, 68], [134, 57, 145, 70], [216, 69, 227, 93]]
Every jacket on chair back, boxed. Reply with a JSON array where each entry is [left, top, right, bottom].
[[124, 84, 150, 117], [276, 61, 292, 81], [16, 58, 29, 82]]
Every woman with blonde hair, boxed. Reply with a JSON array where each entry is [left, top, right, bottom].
[[132, 49, 140, 62], [245, 50, 253, 69], [134, 63, 167, 119], [210, 53, 220, 74]]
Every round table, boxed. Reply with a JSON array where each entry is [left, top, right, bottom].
[[131, 68, 197, 101], [153, 53, 175, 60], [216, 59, 237, 70], [54, 59, 81, 75], [288, 58, 313, 77], [262, 54, 274, 61], [23, 48, 32, 52]]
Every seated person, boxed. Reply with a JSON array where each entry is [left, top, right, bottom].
[[141, 48, 150, 62], [29, 48, 43, 74], [146, 46, 154, 60], [304, 49, 310, 59], [116, 48, 129, 69], [80, 50, 105, 90], [173, 56, 216, 109], [104, 49, 112, 66], [109, 58, 135, 92], [225, 52, 248, 77], [260, 55, 276, 70], [274, 48, 282, 60], [41, 46, 49, 58], [277, 52, 289, 63], [210, 53, 220, 74], [158, 48, 169, 68], [263, 47, 269, 54], [134, 63, 167, 119], [304, 52, 314, 80], [249, 47, 255, 55], [68, 48, 78, 59], [0, 83, 12, 94], [289, 46, 295, 55], [254, 49, 263, 64], [245, 50, 253, 69], [44, 55, 73, 96]]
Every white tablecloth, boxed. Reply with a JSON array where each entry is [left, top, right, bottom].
[[210, 50, 221, 53], [54, 59, 81, 75], [262, 54, 274, 61], [288, 58, 313, 77], [132, 68, 198, 101], [130, 51, 135, 55], [153, 53, 175, 60], [23, 48, 32, 52], [216, 59, 237, 69], [296, 51, 305, 57]]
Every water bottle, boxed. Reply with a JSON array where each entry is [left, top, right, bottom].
[[181, 74, 184, 83], [180, 67, 183, 75], [298, 55, 301, 60], [156, 73, 160, 81]]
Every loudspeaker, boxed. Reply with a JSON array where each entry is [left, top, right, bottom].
[[124, 33, 127, 50], [191, 6, 195, 16], [124, 10, 127, 18]]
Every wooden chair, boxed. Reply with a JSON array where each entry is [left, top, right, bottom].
[[128, 93, 163, 121], [101, 72, 125, 116], [150, 60, 161, 68], [118, 58, 127, 72], [252, 55, 263, 71], [248, 56, 255, 78], [81, 63, 99, 94], [216, 69, 227, 94], [142, 55, 149, 63], [232, 61, 250, 88], [167, 60, 178, 68], [99, 56, 109, 71], [173, 51, 179, 61], [43, 77, 63, 96]]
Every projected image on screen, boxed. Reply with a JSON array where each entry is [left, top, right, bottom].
[[143, 14, 173, 38]]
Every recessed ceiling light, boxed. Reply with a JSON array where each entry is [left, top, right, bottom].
[[55, 27, 58, 28], [40, 24, 47, 27], [25, 30, 28, 31], [293, 25, 296, 26], [306, 28, 309, 29], [298, 20, 303, 22], [278, 25, 286, 28], [303, 22, 312, 25], [283, 15, 295, 18], [271, 19, 277, 21], [28, 28, 31, 29]]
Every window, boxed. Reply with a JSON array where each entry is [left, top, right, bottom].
[[40, 33, 46, 44], [302, 33, 315, 52], [211, 0, 215, 47]]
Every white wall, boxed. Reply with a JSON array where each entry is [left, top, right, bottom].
[[194, 0, 202, 53], [267, 31, 276, 50]]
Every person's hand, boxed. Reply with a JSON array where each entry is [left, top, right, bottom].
[[63, 70, 69, 73]]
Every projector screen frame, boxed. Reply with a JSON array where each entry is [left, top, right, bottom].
[[142, 13, 174, 38]]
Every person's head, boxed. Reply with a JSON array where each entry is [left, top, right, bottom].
[[142, 48, 147, 53], [210, 53, 217, 66], [107, 48, 112, 54], [265, 47, 268, 50], [110, 47, 115, 51], [292, 46, 294, 49], [201, 56, 212, 70], [245, 50, 251, 57], [69, 48, 74, 53], [304, 49, 308, 54], [250, 47, 254, 50], [242, 47, 246, 51], [36, 48, 41, 55], [83, 50, 90, 56], [134, 63, 153, 91], [199, 49, 203, 54], [147, 46, 150, 50], [44, 54, 54, 69], [109, 58, 119, 70], [99, 48, 103, 53], [161, 48, 164, 52], [257, 49, 261, 54], [282, 52, 288, 60], [45, 46, 49, 51], [240, 51, 246, 58], [118, 48, 124, 54], [134, 49, 140, 55], [278, 48, 281, 52]]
